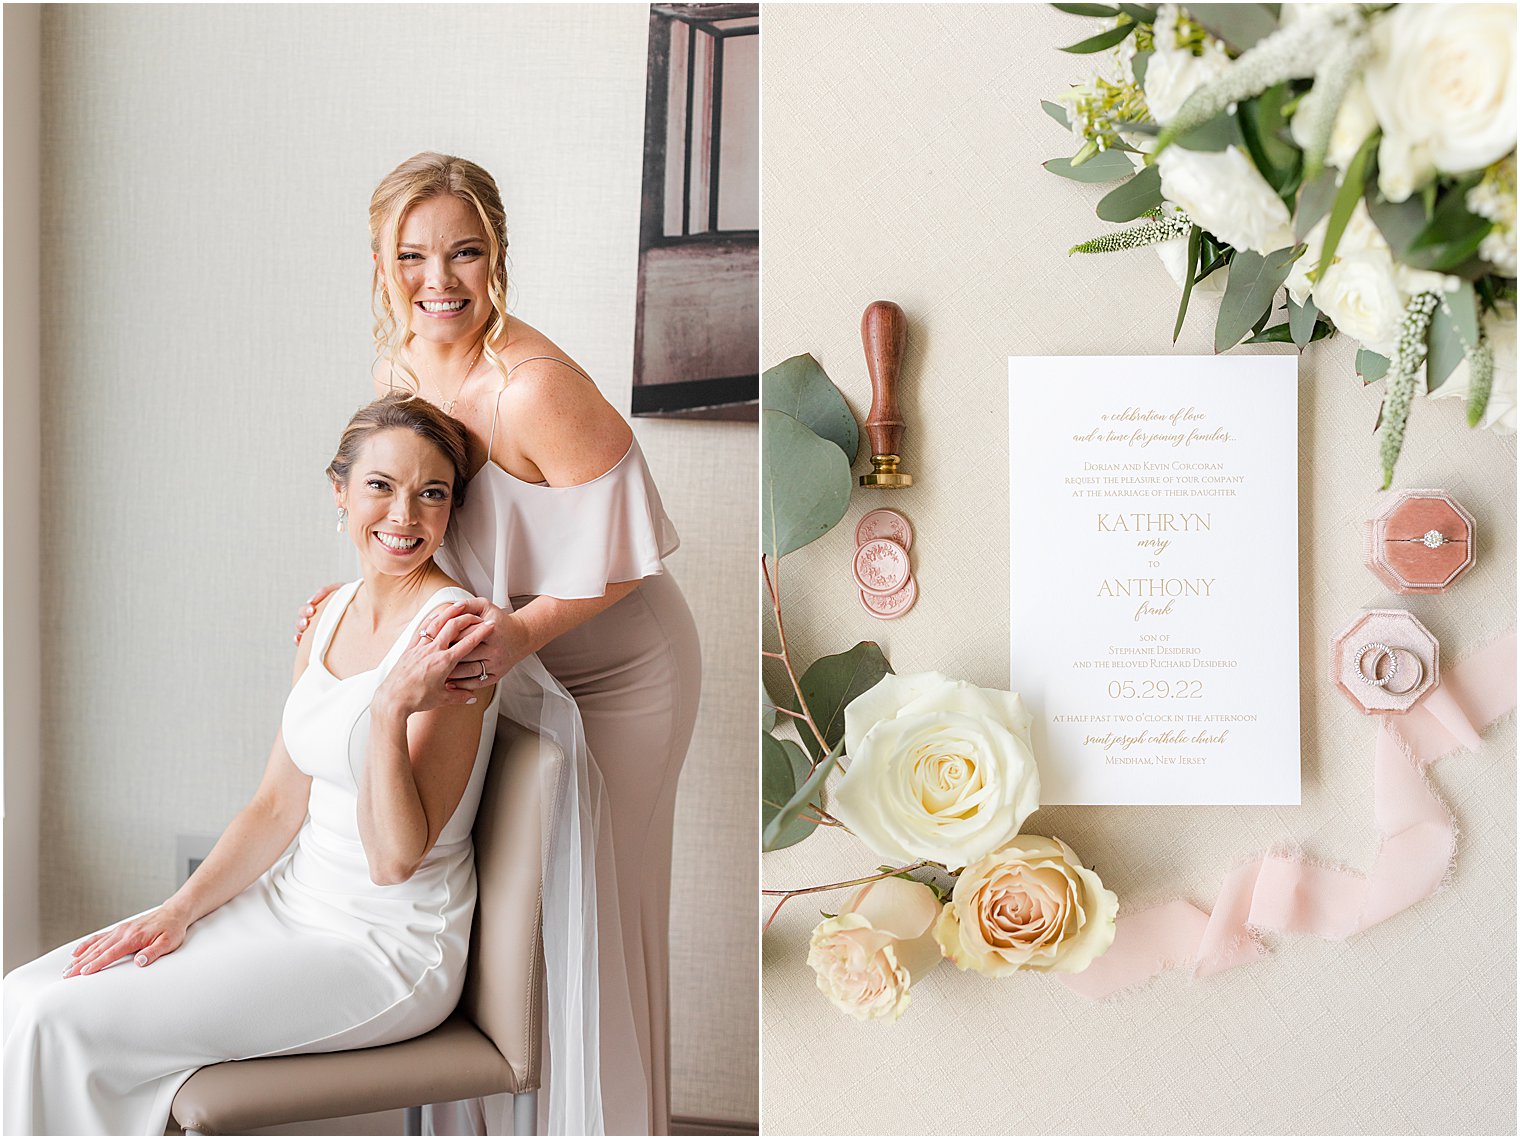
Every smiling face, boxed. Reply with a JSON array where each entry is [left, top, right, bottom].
[[386, 193, 495, 349], [335, 427, 457, 578]]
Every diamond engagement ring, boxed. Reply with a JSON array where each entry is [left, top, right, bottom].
[[477, 661, 488, 682], [1419, 529, 1449, 548], [1355, 642, 1398, 687]]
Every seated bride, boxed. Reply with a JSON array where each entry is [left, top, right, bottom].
[[4, 392, 502, 1136]]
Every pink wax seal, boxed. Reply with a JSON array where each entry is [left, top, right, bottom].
[[854, 538, 910, 595], [860, 575, 917, 619], [856, 508, 913, 551]]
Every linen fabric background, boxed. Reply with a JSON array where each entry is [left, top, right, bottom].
[[760, 5, 1516, 1135], [5, 4, 756, 1128]]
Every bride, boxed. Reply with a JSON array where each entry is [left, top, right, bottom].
[[3, 395, 501, 1135]]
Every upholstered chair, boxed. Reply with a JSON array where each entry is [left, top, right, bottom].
[[169, 717, 551, 1137]]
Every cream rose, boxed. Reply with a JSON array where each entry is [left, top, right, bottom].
[[832, 672, 1040, 870], [1157, 145, 1297, 255], [806, 877, 943, 1022], [934, 835, 1118, 976], [1431, 304, 1518, 434], [1364, 4, 1518, 201]]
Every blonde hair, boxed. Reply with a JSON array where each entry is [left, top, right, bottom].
[[369, 152, 511, 394]]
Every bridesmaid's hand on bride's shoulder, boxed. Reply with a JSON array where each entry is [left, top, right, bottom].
[[293, 582, 344, 646], [421, 599, 531, 692], [63, 908, 190, 977], [374, 612, 497, 720]]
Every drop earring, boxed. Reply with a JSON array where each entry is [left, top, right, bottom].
[[336, 506, 348, 533]]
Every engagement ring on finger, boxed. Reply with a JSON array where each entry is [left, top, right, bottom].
[[477, 661, 488, 682]]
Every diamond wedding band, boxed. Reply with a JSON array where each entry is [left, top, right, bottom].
[[1355, 642, 1398, 688]]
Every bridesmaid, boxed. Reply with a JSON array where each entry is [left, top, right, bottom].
[[298, 152, 701, 1135]]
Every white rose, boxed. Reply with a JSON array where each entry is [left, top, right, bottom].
[[805, 877, 943, 1022], [1157, 145, 1297, 255], [1314, 249, 1406, 356], [1430, 305, 1518, 434], [933, 835, 1119, 976], [1144, 37, 1232, 126], [1285, 201, 1390, 306], [1364, 4, 1518, 202], [832, 672, 1040, 870], [1291, 78, 1378, 173]]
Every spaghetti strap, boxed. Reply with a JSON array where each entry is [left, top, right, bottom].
[[486, 355, 596, 458]]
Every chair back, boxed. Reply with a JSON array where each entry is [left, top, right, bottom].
[[460, 716, 554, 1091]]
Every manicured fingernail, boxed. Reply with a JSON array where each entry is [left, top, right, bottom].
[[135, 954, 148, 966], [467, 697, 478, 705]]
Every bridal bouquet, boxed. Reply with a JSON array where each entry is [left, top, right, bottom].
[[761, 355, 1118, 1022], [1045, 3, 1517, 486]]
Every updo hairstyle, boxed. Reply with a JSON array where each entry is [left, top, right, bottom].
[[327, 392, 472, 510]]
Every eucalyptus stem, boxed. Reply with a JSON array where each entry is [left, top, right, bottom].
[[762, 861, 933, 931], [761, 554, 830, 754]]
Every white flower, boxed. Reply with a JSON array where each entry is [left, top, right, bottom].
[[1291, 77, 1378, 173], [832, 673, 1041, 870], [1469, 156, 1518, 277], [1284, 200, 1389, 306], [1315, 249, 1407, 356], [1431, 305, 1518, 434], [1363, 4, 1518, 202], [1144, 16, 1233, 125], [933, 835, 1119, 976], [1157, 145, 1296, 255]]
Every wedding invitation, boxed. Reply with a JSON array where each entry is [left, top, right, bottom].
[[1008, 355, 1300, 805]]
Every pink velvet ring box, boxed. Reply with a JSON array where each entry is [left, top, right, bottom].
[[1329, 609, 1440, 715], [1364, 489, 1475, 594]]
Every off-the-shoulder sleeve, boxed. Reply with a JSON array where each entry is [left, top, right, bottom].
[[444, 438, 681, 602]]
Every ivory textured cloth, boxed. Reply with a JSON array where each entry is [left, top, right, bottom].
[[760, 5, 1517, 1134]]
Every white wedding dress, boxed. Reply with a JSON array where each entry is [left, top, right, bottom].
[[2, 582, 501, 1136]]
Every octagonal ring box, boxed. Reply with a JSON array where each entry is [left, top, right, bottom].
[[1365, 489, 1475, 594], [1330, 609, 1439, 715]]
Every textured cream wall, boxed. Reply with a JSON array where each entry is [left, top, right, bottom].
[[32, 3, 755, 1124], [761, 4, 1515, 1135]]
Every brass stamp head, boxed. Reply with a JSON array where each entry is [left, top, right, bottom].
[[860, 454, 913, 489]]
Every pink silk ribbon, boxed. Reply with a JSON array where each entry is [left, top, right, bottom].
[[1059, 629, 1518, 1000]]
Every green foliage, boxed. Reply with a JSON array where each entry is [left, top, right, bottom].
[[761, 738, 842, 853], [1426, 282, 1479, 392], [789, 642, 893, 761], [1287, 294, 1320, 347], [1355, 349, 1390, 384], [1294, 169, 1337, 240], [1051, 2, 1120, 16], [1173, 225, 1202, 342], [1041, 99, 1072, 129], [762, 353, 858, 462], [1172, 110, 1244, 153], [1236, 83, 1299, 194], [1246, 318, 1331, 344], [1185, 3, 1281, 51], [1096, 164, 1163, 222], [1043, 150, 1135, 183], [1059, 22, 1136, 54], [761, 735, 817, 852], [1310, 132, 1378, 286], [761, 409, 852, 559], [1214, 246, 1302, 352], [1403, 186, 1494, 274]]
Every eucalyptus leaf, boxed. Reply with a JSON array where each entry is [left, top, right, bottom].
[[1214, 246, 1301, 352], [1426, 281, 1479, 392], [790, 641, 893, 761], [1059, 22, 1135, 53], [762, 353, 859, 461], [1043, 149, 1135, 183], [1356, 348, 1390, 383], [1173, 225, 1202, 343], [1118, 4, 1156, 21], [1287, 293, 1319, 347], [1096, 164, 1163, 222], [1294, 169, 1337, 240], [762, 740, 841, 853], [761, 734, 817, 852], [1051, 2, 1119, 15], [1237, 84, 1298, 192], [1041, 99, 1071, 129], [761, 688, 778, 733], [761, 409, 852, 559], [1246, 319, 1330, 344], [1366, 193, 1428, 258], [1404, 192, 1494, 273], [1186, 3, 1280, 51], [1173, 111, 1244, 153], [1130, 48, 1151, 86]]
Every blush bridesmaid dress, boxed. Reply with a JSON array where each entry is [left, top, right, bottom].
[[430, 356, 702, 1136]]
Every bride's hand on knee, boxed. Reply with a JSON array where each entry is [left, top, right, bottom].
[[293, 582, 343, 646], [64, 910, 188, 977]]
